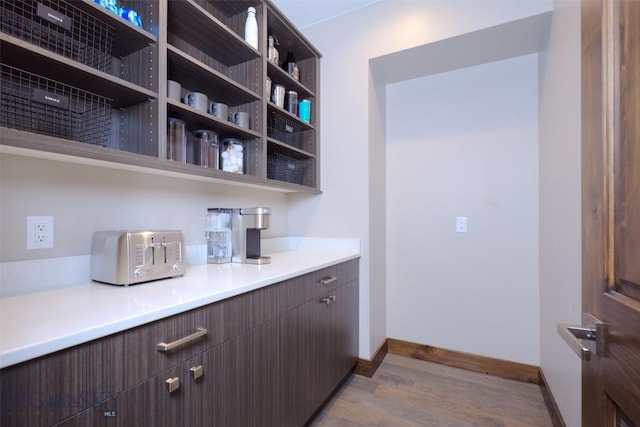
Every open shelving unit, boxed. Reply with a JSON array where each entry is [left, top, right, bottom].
[[0, 0, 322, 193]]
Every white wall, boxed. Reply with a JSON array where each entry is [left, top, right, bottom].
[[386, 54, 540, 365], [538, 1, 582, 425], [0, 154, 288, 264], [289, 0, 552, 359]]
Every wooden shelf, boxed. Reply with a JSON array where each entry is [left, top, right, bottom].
[[267, 138, 316, 159], [267, 103, 315, 130], [168, 0, 260, 67], [167, 45, 260, 106], [0, 129, 321, 194], [266, 5, 321, 61], [167, 100, 262, 140], [74, 0, 157, 57], [202, 0, 257, 18], [267, 61, 315, 99], [1, 34, 156, 108]]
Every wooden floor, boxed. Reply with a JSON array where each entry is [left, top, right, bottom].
[[309, 354, 553, 427]]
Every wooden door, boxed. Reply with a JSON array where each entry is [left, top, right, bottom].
[[582, 0, 640, 425], [182, 320, 280, 427]]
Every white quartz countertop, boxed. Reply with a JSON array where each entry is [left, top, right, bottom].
[[0, 239, 360, 369]]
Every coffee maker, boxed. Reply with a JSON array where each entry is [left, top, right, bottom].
[[206, 208, 232, 264], [231, 207, 271, 264]]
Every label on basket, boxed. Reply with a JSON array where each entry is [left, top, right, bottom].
[[36, 3, 73, 32], [285, 124, 294, 133], [32, 89, 69, 109]]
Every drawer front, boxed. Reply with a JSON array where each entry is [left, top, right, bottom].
[[102, 303, 220, 393], [102, 283, 280, 393], [277, 259, 359, 312]]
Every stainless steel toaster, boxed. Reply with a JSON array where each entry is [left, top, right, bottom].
[[90, 230, 185, 286]]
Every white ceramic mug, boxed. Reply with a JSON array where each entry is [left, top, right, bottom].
[[185, 91, 208, 112], [167, 80, 181, 102]]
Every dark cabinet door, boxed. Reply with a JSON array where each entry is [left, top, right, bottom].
[[279, 298, 320, 427], [318, 279, 359, 400], [182, 319, 280, 427], [331, 280, 359, 390], [0, 340, 105, 427], [181, 343, 223, 427], [280, 278, 359, 427]]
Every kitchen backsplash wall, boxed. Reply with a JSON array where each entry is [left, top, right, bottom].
[[0, 154, 289, 263]]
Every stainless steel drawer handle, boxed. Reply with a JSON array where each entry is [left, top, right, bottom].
[[320, 276, 338, 285], [190, 365, 203, 380], [156, 327, 208, 352], [321, 295, 336, 305], [166, 377, 180, 393]]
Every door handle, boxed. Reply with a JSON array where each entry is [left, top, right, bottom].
[[557, 324, 595, 361], [557, 313, 605, 361]]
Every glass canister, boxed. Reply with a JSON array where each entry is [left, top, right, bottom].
[[167, 118, 187, 162], [193, 130, 219, 169], [207, 208, 232, 263], [220, 138, 244, 174]]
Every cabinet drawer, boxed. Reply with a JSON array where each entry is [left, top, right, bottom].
[[277, 259, 359, 312], [102, 303, 219, 393], [102, 283, 279, 393]]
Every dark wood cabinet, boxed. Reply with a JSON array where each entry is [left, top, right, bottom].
[[181, 319, 280, 427], [279, 260, 360, 427], [0, 339, 105, 426], [0, 260, 358, 427], [321, 279, 359, 399], [279, 296, 320, 426]]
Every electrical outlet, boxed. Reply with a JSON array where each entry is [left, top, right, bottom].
[[456, 216, 468, 233], [27, 216, 54, 249]]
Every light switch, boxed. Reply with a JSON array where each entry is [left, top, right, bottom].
[[456, 217, 467, 233]]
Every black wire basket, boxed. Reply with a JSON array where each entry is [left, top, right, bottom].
[[268, 112, 314, 152], [0, 0, 116, 72], [267, 152, 308, 186], [1, 64, 112, 146]]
